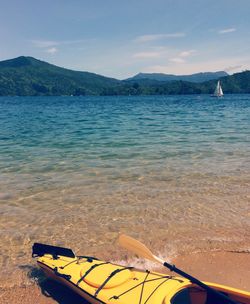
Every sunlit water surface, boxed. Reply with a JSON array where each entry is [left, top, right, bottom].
[[0, 95, 249, 287]]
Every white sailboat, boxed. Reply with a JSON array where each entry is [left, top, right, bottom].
[[212, 80, 223, 97]]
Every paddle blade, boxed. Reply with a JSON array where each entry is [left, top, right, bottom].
[[118, 234, 164, 264]]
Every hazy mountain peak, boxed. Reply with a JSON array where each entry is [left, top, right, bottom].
[[0, 56, 45, 68], [127, 71, 229, 83]]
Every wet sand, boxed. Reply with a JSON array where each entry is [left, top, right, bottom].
[[0, 251, 249, 304]]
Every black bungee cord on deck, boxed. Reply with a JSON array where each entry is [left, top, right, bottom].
[[109, 273, 183, 303]]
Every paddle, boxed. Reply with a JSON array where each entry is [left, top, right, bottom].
[[119, 234, 238, 304]]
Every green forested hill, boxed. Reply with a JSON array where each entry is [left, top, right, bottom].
[[217, 70, 250, 93], [0, 56, 250, 96], [0, 56, 119, 96]]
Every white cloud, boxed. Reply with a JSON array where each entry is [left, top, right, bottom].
[[179, 50, 196, 57], [133, 51, 162, 59], [31, 40, 59, 54], [169, 57, 185, 63], [31, 38, 91, 48], [31, 38, 92, 55], [46, 47, 58, 54], [31, 40, 59, 48], [218, 28, 236, 34], [168, 50, 196, 64], [59, 39, 93, 45], [135, 33, 185, 43]]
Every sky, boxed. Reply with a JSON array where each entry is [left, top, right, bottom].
[[0, 0, 250, 79]]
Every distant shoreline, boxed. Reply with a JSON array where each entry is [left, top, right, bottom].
[[0, 93, 250, 98]]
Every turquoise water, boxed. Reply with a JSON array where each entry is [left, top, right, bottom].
[[0, 95, 249, 287]]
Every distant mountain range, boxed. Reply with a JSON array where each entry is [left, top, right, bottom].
[[126, 71, 228, 83], [0, 56, 250, 96]]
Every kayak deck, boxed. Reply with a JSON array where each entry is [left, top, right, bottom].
[[36, 253, 250, 304]]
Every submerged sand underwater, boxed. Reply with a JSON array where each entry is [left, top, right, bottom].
[[0, 95, 249, 298]]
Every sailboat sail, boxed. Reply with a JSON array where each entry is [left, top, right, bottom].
[[219, 84, 223, 96], [213, 81, 223, 97]]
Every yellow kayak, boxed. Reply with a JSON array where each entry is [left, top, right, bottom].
[[32, 243, 250, 304]]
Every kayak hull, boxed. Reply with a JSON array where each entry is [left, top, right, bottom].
[[33, 244, 250, 304], [39, 262, 104, 304]]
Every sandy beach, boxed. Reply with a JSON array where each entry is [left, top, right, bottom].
[[0, 251, 249, 304]]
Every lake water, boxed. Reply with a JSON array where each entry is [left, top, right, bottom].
[[0, 95, 249, 287]]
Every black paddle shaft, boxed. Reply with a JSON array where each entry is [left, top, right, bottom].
[[163, 262, 238, 304]]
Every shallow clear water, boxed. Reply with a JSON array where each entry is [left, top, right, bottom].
[[0, 95, 249, 287]]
